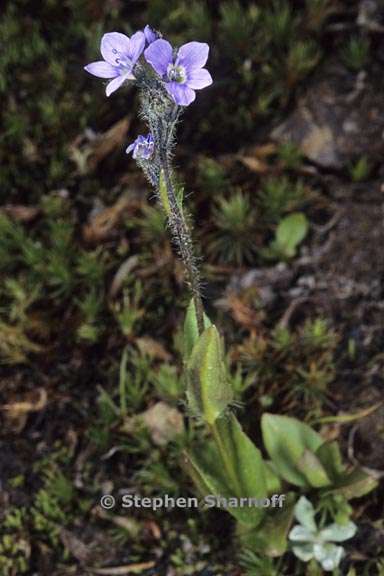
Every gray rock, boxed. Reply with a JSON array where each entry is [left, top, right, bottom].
[[272, 64, 384, 168]]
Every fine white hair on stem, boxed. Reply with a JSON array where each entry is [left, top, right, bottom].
[[132, 60, 205, 332]]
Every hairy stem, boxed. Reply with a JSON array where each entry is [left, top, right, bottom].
[[153, 103, 205, 335], [139, 85, 205, 335], [160, 154, 205, 335]]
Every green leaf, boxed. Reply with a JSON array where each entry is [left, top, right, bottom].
[[183, 298, 212, 360], [158, 170, 171, 218], [186, 325, 233, 425], [274, 212, 309, 258], [182, 443, 231, 500], [315, 441, 345, 482], [215, 414, 268, 503], [159, 170, 184, 215], [264, 460, 282, 494], [296, 449, 331, 488], [261, 413, 324, 487], [183, 432, 265, 526], [328, 467, 378, 500], [237, 492, 296, 557]]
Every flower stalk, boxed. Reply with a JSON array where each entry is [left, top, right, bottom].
[[84, 30, 212, 336], [159, 152, 205, 335]]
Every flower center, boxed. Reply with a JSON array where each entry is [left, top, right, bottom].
[[112, 48, 132, 71], [167, 64, 186, 84]]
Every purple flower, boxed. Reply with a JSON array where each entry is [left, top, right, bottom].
[[126, 133, 155, 160], [84, 31, 145, 96], [144, 39, 213, 106], [144, 25, 159, 45]]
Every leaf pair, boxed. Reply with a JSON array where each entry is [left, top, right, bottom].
[[261, 413, 377, 497], [184, 300, 232, 425], [184, 414, 268, 527], [183, 304, 280, 529], [182, 303, 377, 561]]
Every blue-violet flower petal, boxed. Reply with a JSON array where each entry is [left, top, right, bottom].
[[85, 31, 145, 96], [144, 39, 212, 106], [144, 25, 159, 45], [126, 133, 155, 160]]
